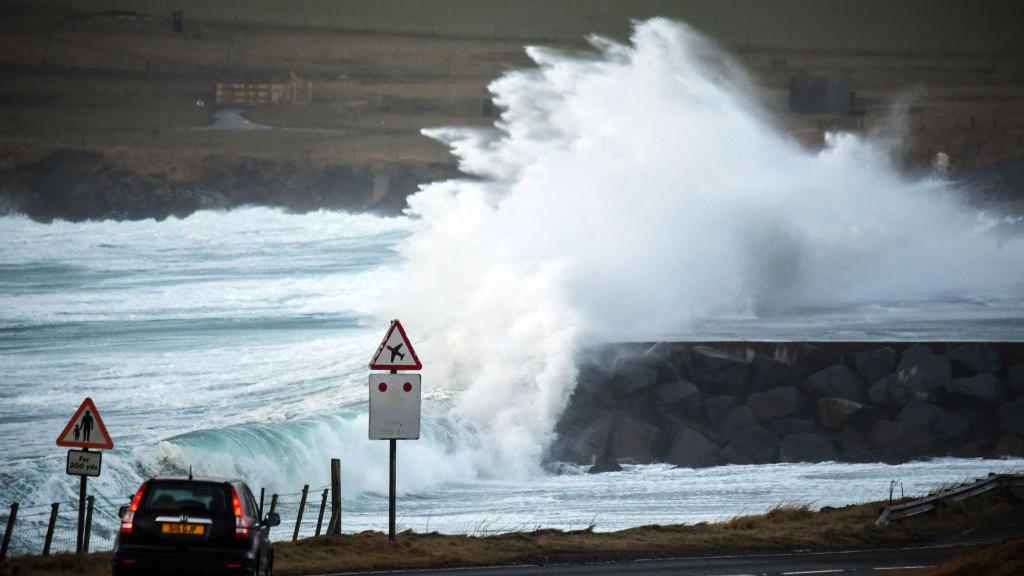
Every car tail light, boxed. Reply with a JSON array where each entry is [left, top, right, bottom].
[[120, 483, 147, 535], [230, 486, 251, 538]]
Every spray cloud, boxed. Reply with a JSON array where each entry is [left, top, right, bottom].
[[386, 19, 1024, 477]]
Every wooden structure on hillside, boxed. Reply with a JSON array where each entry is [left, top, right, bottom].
[[215, 72, 312, 107], [788, 72, 852, 114]]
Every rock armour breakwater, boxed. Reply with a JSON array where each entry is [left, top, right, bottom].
[[551, 342, 1024, 472]]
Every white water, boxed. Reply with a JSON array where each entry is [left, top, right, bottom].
[[2, 18, 1024, 553]]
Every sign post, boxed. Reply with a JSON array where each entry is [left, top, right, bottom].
[[368, 320, 422, 542], [56, 397, 113, 556]]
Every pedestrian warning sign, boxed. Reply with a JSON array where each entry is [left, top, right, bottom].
[[369, 319, 422, 371], [56, 397, 113, 450]]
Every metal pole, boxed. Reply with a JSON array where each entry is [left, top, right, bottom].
[[76, 458, 87, 556], [293, 485, 309, 542], [1, 502, 17, 563], [329, 458, 341, 535], [315, 489, 328, 536], [42, 503, 59, 556], [258, 487, 265, 519], [389, 438, 396, 542], [267, 494, 278, 538], [83, 496, 94, 554]]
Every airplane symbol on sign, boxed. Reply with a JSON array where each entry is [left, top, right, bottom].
[[387, 343, 405, 362]]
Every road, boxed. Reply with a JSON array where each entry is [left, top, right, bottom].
[[309, 543, 971, 575]]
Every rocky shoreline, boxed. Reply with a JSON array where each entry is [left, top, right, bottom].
[[0, 149, 458, 221], [1, 150, 1023, 223], [550, 342, 1024, 472]]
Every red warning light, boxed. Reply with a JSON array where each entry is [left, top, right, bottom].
[[378, 382, 388, 392], [403, 382, 412, 392]]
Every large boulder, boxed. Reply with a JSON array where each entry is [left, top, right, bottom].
[[993, 434, 1024, 457], [779, 433, 837, 463], [870, 419, 936, 461], [817, 397, 866, 430], [747, 386, 805, 422], [945, 344, 1002, 376], [849, 347, 898, 384], [944, 373, 1006, 404], [588, 455, 622, 473], [655, 379, 701, 405], [656, 380, 704, 422], [719, 406, 757, 437], [705, 395, 740, 426], [868, 370, 938, 406], [690, 346, 750, 395], [897, 344, 952, 384], [608, 416, 663, 464], [839, 424, 875, 461], [574, 365, 615, 404], [750, 355, 799, 391], [610, 358, 660, 397], [780, 344, 836, 380], [642, 342, 688, 381], [870, 419, 905, 449], [770, 418, 818, 436], [1008, 364, 1024, 398], [666, 425, 720, 468], [803, 365, 867, 402], [1000, 397, 1024, 436], [720, 425, 778, 464], [551, 413, 617, 464], [899, 400, 970, 441]]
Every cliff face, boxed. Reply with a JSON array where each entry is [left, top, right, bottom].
[[550, 342, 1024, 471], [0, 150, 458, 221]]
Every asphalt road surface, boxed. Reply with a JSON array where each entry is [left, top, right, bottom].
[[310, 543, 972, 575]]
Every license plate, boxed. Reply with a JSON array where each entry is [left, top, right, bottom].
[[161, 523, 206, 536]]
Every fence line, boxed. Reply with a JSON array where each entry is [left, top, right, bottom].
[[1, 458, 343, 559]]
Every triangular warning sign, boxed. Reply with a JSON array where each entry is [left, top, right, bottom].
[[369, 319, 422, 371], [56, 397, 114, 450]]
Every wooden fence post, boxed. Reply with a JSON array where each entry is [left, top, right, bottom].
[[292, 485, 309, 542], [314, 489, 328, 536], [83, 496, 95, 554], [42, 503, 59, 556], [329, 458, 341, 535], [1, 502, 17, 563], [267, 494, 278, 537]]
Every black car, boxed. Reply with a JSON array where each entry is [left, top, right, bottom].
[[113, 476, 280, 576]]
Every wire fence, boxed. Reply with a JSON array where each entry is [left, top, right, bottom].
[[1, 480, 339, 561]]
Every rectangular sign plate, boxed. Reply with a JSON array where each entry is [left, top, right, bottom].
[[369, 373, 421, 440], [161, 523, 206, 536], [66, 449, 102, 477]]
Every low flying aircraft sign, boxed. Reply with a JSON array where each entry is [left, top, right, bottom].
[[369, 319, 422, 371]]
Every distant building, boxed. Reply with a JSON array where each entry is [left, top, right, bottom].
[[215, 72, 312, 107], [788, 73, 852, 114]]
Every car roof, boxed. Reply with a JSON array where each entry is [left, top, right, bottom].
[[147, 476, 245, 485]]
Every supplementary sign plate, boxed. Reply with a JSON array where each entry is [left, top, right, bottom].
[[66, 449, 102, 477], [56, 397, 114, 450], [369, 373, 421, 440], [369, 319, 422, 371]]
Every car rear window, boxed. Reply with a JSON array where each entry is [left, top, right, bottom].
[[141, 482, 229, 515]]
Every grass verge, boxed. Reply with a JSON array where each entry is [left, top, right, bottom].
[[5, 488, 1022, 576]]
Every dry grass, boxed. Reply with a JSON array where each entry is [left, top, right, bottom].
[[924, 536, 1024, 576], [7, 489, 1022, 576]]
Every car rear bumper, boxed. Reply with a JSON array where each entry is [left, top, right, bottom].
[[113, 544, 257, 575]]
